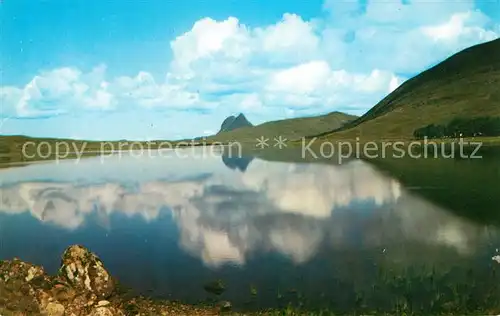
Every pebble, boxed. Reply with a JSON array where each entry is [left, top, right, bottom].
[[98, 300, 110, 306], [89, 307, 114, 316], [46, 302, 65, 316], [218, 300, 232, 311]]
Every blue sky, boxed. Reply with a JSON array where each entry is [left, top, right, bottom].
[[1, 0, 499, 140]]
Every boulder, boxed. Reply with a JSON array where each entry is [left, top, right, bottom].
[[58, 245, 115, 299], [0, 258, 51, 313]]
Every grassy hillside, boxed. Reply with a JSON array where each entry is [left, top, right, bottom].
[[208, 111, 357, 143], [318, 38, 500, 140]]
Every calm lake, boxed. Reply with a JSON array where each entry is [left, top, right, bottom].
[[1, 147, 500, 314]]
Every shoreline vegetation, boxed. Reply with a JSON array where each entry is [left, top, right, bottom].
[[1, 135, 500, 168]]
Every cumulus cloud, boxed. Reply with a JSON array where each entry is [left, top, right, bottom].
[[422, 11, 498, 43], [320, 0, 498, 74], [0, 66, 214, 119], [6, 66, 114, 118], [169, 17, 252, 77], [110, 72, 209, 109], [255, 13, 321, 65], [265, 61, 400, 110], [165, 13, 403, 114]]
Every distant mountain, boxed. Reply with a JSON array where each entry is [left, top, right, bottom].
[[218, 113, 253, 133], [209, 111, 358, 143], [318, 38, 500, 140]]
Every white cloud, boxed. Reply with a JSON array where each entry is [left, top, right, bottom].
[[165, 13, 404, 114], [255, 13, 321, 64], [263, 62, 402, 110], [269, 61, 331, 94], [321, 0, 499, 74], [3, 66, 115, 118], [111, 71, 207, 109], [362, 0, 474, 25], [389, 76, 401, 93], [169, 17, 252, 78], [239, 93, 264, 111], [1, 87, 23, 117], [422, 11, 498, 43], [2, 67, 213, 118]]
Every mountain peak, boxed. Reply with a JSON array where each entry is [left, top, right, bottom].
[[218, 113, 253, 133]]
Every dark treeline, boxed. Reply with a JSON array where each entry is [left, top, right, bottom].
[[413, 117, 500, 139]]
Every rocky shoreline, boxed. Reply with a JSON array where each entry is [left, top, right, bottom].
[[0, 245, 224, 316]]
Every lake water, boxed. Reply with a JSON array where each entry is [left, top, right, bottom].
[[1, 148, 500, 314]]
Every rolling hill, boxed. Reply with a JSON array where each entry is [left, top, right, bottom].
[[207, 111, 357, 143], [318, 38, 500, 140]]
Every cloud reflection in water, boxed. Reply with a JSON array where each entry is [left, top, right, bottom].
[[0, 153, 494, 268]]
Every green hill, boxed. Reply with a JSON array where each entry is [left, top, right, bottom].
[[208, 111, 357, 143], [318, 38, 500, 140]]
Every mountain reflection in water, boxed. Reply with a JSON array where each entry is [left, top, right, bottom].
[[1, 149, 499, 312]]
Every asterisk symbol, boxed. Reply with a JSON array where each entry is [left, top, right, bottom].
[[273, 136, 288, 149], [255, 136, 269, 149]]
